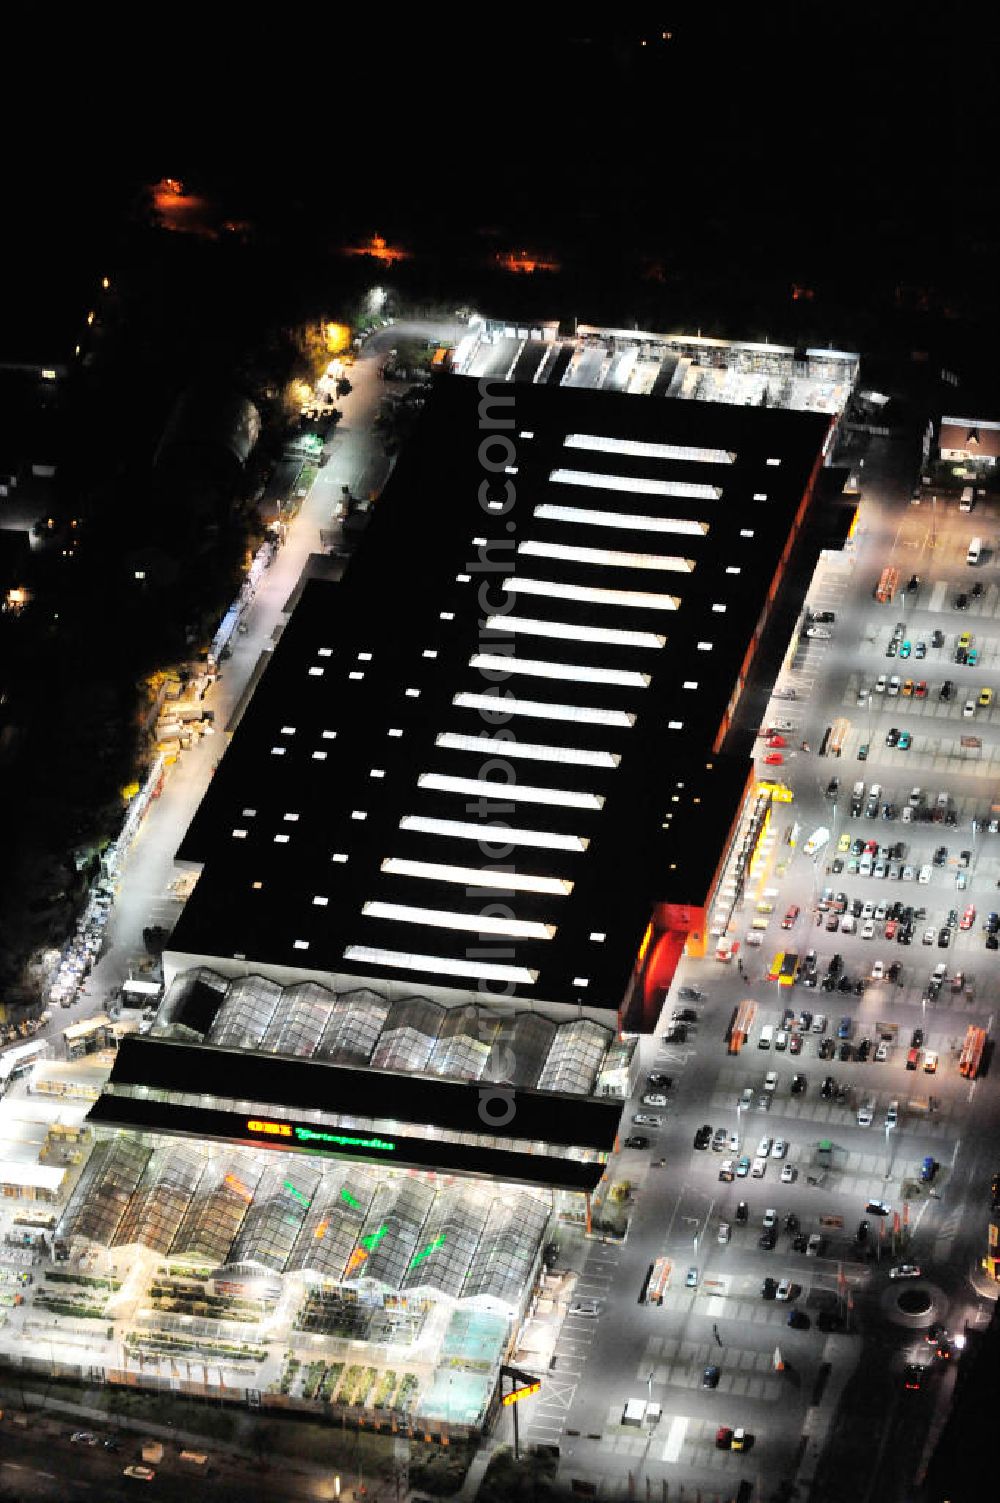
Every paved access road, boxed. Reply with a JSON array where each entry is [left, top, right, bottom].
[[29, 317, 466, 1047]]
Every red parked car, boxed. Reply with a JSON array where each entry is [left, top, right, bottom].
[[764, 752, 784, 766], [766, 734, 787, 748]]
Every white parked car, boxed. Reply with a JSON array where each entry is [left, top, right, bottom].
[[890, 1264, 921, 1280], [780, 1163, 796, 1183], [757, 1136, 772, 1159], [875, 1041, 889, 1061], [569, 1299, 601, 1316], [861, 919, 876, 940], [642, 1093, 668, 1107], [776, 1278, 793, 1301], [762, 1207, 777, 1228], [871, 960, 885, 980], [728, 1132, 740, 1154], [857, 1103, 874, 1127], [764, 1071, 778, 1092], [771, 1139, 787, 1159]]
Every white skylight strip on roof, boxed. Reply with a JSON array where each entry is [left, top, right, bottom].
[[487, 614, 666, 650], [550, 468, 721, 500], [454, 692, 635, 728], [470, 653, 650, 689], [381, 857, 574, 895], [563, 433, 736, 465], [362, 901, 556, 940], [518, 539, 694, 574], [502, 577, 679, 613], [399, 814, 590, 852], [418, 772, 604, 810], [343, 945, 538, 984], [435, 732, 620, 769], [534, 503, 708, 537]]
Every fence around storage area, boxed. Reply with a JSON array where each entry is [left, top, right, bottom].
[[0, 1354, 478, 1442]]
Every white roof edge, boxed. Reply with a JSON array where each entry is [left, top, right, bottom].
[[941, 415, 1000, 432]]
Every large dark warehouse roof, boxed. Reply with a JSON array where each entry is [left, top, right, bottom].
[[169, 375, 831, 1009]]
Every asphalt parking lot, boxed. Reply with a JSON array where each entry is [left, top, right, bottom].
[[521, 445, 1000, 1502]]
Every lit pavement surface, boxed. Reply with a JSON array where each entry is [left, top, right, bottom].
[[502, 429, 1000, 1501]]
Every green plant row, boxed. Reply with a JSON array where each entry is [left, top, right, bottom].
[[124, 1330, 266, 1362], [33, 1298, 107, 1320], [43, 1271, 120, 1290]]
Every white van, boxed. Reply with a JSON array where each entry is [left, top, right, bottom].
[[918, 864, 932, 884], [803, 826, 830, 856], [960, 486, 974, 512], [758, 1024, 774, 1050], [967, 536, 982, 565], [751, 1157, 767, 1178]]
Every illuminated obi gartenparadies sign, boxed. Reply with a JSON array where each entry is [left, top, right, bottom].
[[246, 1119, 396, 1153]]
